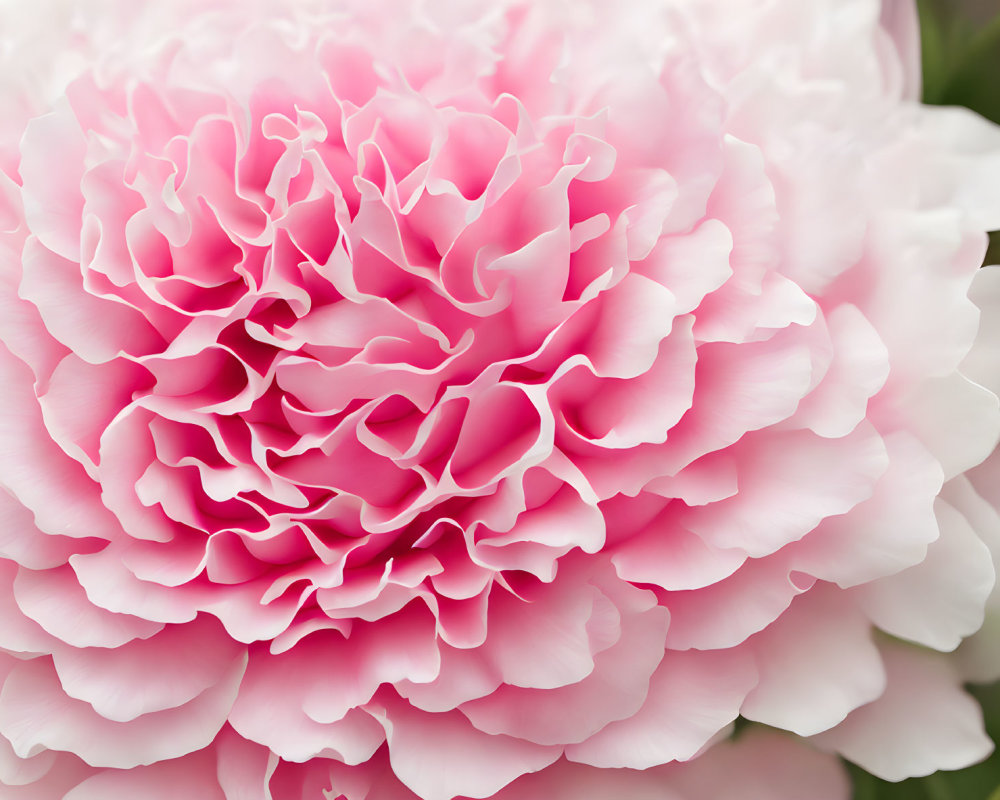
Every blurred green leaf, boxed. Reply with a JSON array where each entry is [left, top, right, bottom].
[[917, 0, 952, 103], [918, 0, 1000, 123], [986, 231, 1000, 267], [917, 1, 1000, 265]]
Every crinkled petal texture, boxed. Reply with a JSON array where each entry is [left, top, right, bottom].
[[2, 0, 1000, 797]]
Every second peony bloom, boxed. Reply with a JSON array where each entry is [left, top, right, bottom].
[[1, 0, 1000, 797]]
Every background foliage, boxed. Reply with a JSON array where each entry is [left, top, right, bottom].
[[919, 0, 1000, 266]]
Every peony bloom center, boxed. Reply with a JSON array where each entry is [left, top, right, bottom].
[[2, 3, 1000, 798]]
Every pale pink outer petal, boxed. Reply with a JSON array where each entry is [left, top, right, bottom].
[[54, 725, 281, 800], [0, 232, 69, 387], [215, 726, 280, 800], [963, 265, 1000, 397], [680, 424, 888, 558], [789, 303, 890, 438], [856, 214, 984, 384], [230, 669, 386, 766], [228, 612, 438, 763], [813, 640, 993, 781], [952, 462, 1000, 683], [0, 563, 61, 655], [740, 585, 885, 736], [12, 564, 163, 649], [564, 647, 757, 768], [878, 0, 921, 101], [18, 237, 163, 364], [0, 341, 123, 540], [61, 749, 226, 800], [326, 748, 423, 800], [474, 579, 603, 691], [16, 101, 85, 261], [37, 353, 152, 472], [912, 106, 1000, 232], [486, 759, 688, 800], [958, 612, 1000, 686], [901, 372, 1000, 482], [610, 509, 747, 592], [786, 430, 943, 587], [0, 731, 56, 787], [50, 615, 246, 722], [853, 497, 994, 651], [0, 654, 246, 769], [487, 728, 849, 800], [0, 746, 93, 800], [665, 727, 851, 800], [368, 693, 561, 800], [0, 487, 94, 570], [662, 553, 814, 650], [267, 756, 341, 800], [68, 546, 202, 626], [458, 577, 668, 747]]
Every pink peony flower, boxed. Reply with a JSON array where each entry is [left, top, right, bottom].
[[2, 0, 1000, 797]]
